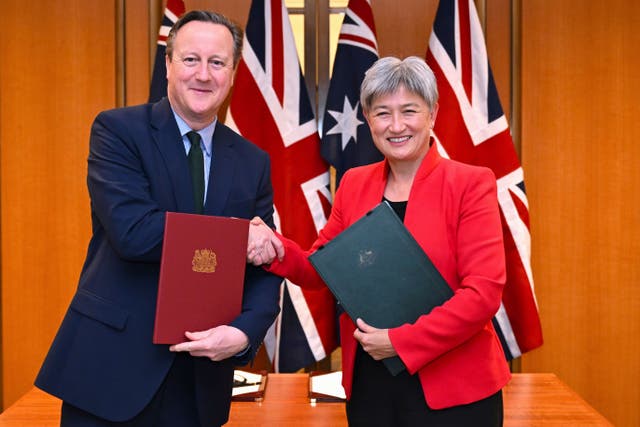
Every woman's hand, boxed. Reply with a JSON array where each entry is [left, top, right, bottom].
[[353, 318, 398, 360]]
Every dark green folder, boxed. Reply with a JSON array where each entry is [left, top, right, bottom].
[[309, 201, 453, 376]]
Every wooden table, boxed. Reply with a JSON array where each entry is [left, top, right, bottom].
[[501, 374, 612, 426], [0, 373, 612, 426]]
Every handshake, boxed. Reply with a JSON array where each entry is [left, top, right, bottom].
[[246, 217, 284, 266]]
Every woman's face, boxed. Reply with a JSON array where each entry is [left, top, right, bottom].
[[364, 85, 438, 165]]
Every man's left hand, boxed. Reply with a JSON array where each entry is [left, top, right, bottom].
[[170, 325, 249, 361]]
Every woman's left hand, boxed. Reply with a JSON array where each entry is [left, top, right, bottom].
[[353, 318, 398, 360]]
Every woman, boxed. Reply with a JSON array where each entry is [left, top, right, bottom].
[[249, 56, 510, 426]]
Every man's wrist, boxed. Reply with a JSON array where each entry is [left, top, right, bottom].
[[234, 344, 251, 358]]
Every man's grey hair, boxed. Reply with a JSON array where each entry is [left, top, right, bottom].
[[166, 10, 243, 68]]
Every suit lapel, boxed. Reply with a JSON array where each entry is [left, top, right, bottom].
[[150, 99, 195, 213], [204, 123, 236, 215]]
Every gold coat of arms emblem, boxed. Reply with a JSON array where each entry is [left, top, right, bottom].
[[192, 249, 217, 273]]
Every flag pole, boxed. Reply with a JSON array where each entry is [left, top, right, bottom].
[[149, 0, 162, 81], [303, 0, 318, 116], [116, 0, 126, 108], [511, 0, 522, 159], [317, 0, 331, 130]]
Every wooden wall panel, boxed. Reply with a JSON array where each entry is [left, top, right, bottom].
[[520, 1, 640, 426], [188, 0, 253, 28], [0, 0, 116, 409], [373, 0, 436, 58], [125, 1, 152, 106]]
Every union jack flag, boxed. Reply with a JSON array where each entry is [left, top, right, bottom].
[[227, 0, 338, 372], [148, 0, 185, 102], [427, 0, 543, 358], [321, 0, 382, 184]]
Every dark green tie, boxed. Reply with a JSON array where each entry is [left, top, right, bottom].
[[186, 131, 204, 214]]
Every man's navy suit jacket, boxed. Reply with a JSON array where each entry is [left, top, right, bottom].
[[35, 98, 281, 423]]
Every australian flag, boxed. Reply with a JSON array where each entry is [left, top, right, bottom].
[[148, 0, 185, 102], [321, 0, 382, 185]]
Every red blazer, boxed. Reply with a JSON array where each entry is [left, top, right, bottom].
[[267, 144, 511, 409]]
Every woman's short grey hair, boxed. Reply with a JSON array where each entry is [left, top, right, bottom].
[[360, 56, 438, 112]]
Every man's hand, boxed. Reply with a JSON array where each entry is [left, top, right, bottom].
[[247, 216, 284, 266], [353, 318, 397, 360], [169, 325, 249, 361]]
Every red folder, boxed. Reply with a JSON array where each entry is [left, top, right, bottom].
[[153, 212, 249, 344]]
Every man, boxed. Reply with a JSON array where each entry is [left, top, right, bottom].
[[35, 10, 281, 426]]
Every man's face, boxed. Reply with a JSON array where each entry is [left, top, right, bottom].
[[166, 21, 236, 129]]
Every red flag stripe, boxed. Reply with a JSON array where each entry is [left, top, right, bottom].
[[270, 0, 285, 105], [458, 0, 473, 100]]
